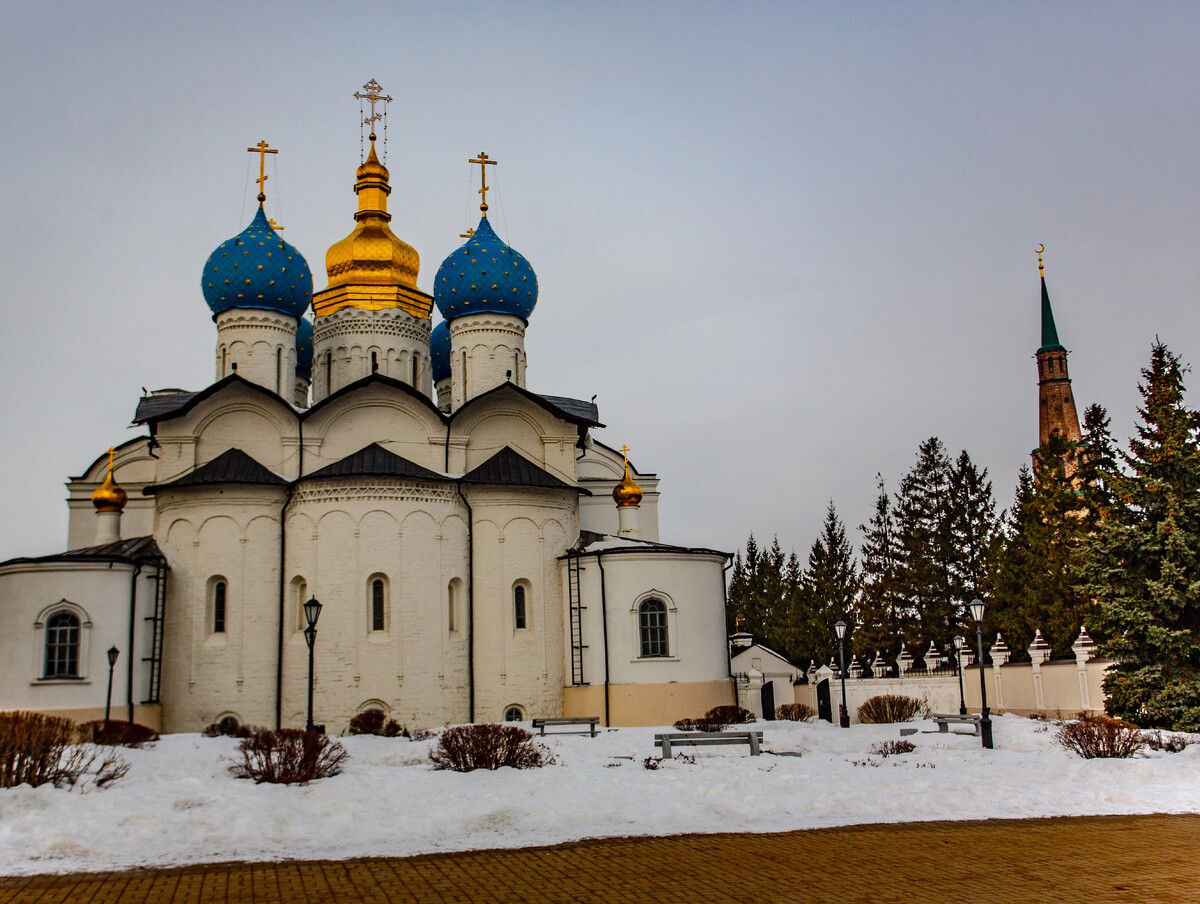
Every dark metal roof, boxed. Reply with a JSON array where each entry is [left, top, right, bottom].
[[305, 443, 445, 482], [303, 372, 447, 423], [461, 447, 584, 492], [144, 449, 287, 494], [0, 536, 165, 568], [538, 394, 600, 426], [133, 390, 200, 424], [132, 375, 292, 426], [455, 382, 604, 429], [564, 531, 731, 560]]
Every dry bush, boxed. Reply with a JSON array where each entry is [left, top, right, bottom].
[[80, 720, 159, 748], [856, 695, 928, 724], [1055, 714, 1145, 759], [705, 705, 755, 725], [203, 720, 253, 739], [231, 728, 348, 784], [348, 711, 405, 737], [0, 711, 129, 789], [869, 739, 916, 757], [1143, 730, 1192, 753], [776, 703, 817, 722], [672, 717, 727, 732], [429, 723, 551, 772]]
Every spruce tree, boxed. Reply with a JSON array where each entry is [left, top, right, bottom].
[[1081, 342, 1200, 730], [856, 475, 905, 661], [947, 450, 997, 624], [798, 502, 860, 666]]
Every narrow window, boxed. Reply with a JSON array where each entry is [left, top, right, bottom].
[[447, 579, 458, 632], [44, 612, 80, 678], [513, 584, 527, 630], [461, 350, 467, 392], [412, 353, 419, 386], [221, 347, 227, 378], [276, 347, 283, 393], [325, 351, 333, 392], [638, 598, 668, 657], [371, 578, 386, 632], [292, 577, 307, 630], [371, 351, 378, 373], [213, 581, 227, 634]]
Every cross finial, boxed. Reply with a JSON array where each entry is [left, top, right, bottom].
[[268, 218, 284, 231], [106, 447, 116, 475], [354, 78, 392, 141], [469, 151, 498, 216], [459, 227, 475, 239], [1036, 243, 1045, 277], [246, 140, 278, 205], [619, 444, 631, 468]]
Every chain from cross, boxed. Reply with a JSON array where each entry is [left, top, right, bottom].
[[246, 140, 278, 204], [469, 152, 498, 214], [354, 79, 392, 136]]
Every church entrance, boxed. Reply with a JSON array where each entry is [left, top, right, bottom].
[[816, 678, 832, 722], [760, 680, 775, 721]]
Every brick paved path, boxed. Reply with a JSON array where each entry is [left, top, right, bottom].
[[1, 814, 1196, 904]]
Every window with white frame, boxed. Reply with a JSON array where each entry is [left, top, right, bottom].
[[638, 598, 669, 658], [44, 611, 81, 678], [512, 581, 529, 631], [369, 575, 388, 632], [208, 577, 228, 635]]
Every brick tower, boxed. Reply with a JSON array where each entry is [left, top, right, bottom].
[[1035, 248, 1081, 449]]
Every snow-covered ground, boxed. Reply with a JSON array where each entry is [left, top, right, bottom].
[[1, 715, 1197, 876]]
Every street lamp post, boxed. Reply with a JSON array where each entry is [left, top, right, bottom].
[[953, 634, 967, 715], [303, 597, 323, 733], [104, 646, 119, 726], [969, 599, 993, 749], [834, 620, 850, 728]]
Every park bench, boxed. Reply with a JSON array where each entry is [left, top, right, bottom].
[[531, 717, 601, 737], [654, 730, 763, 759], [926, 713, 982, 737]]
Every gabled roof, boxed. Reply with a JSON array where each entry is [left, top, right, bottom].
[[567, 530, 730, 559], [538, 394, 601, 426], [453, 382, 604, 429], [0, 536, 165, 568], [305, 443, 445, 482], [133, 374, 294, 426], [72, 435, 153, 481], [144, 448, 287, 494], [302, 372, 447, 422], [461, 446, 585, 492]]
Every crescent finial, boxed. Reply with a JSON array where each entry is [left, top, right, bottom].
[[1036, 244, 1045, 277]]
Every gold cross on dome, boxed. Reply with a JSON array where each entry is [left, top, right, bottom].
[[619, 444, 631, 468], [106, 447, 117, 475], [469, 151, 498, 215], [246, 140, 278, 204], [354, 79, 392, 135], [268, 218, 285, 231], [459, 227, 475, 239]]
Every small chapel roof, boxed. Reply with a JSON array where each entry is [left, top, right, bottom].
[[461, 447, 586, 492], [144, 448, 287, 494], [305, 443, 444, 481], [0, 536, 164, 568]]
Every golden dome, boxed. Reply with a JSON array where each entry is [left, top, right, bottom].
[[322, 136, 421, 294], [613, 461, 643, 508], [92, 453, 128, 514]]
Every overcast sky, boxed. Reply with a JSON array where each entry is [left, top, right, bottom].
[[2, 2, 1198, 562]]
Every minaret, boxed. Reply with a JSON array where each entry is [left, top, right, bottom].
[[612, 445, 643, 539], [311, 80, 434, 401], [91, 448, 127, 545], [1035, 246, 1081, 449]]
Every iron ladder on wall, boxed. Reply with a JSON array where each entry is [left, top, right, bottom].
[[142, 559, 168, 704], [567, 554, 587, 685]]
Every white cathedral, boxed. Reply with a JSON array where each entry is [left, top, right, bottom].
[[0, 95, 735, 734]]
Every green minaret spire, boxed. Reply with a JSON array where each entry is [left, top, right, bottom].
[[1037, 246, 1065, 353]]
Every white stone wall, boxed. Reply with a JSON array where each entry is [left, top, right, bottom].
[[449, 313, 526, 410], [311, 307, 432, 402], [215, 308, 298, 396], [67, 439, 158, 550], [577, 443, 660, 542]]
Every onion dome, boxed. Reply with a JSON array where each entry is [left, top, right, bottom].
[[430, 319, 451, 383], [295, 316, 314, 381], [434, 216, 538, 322], [613, 460, 643, 508], [92, 456, 127, 514], [202, 207, 312, 319]]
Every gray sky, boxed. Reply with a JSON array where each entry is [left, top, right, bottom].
[[2, 2, 1198, 562]]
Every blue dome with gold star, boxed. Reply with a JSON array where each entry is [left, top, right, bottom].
[[430, 319, 451, 382], [295, 316, 314, 380], [433, 216, 537, 322], [202, 207, 313, 319]]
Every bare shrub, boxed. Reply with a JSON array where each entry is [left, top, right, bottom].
[[856, 695, 928, 724], [1143, 730, 1192, 753], [642, 756, 659, 770], [705, 705, 755, 725], [1055, 714, 1146, 759], [0, 711, 129, 789], [348, 711, 406, 737], [776, 703, 817, 722], [673, 717, 728, 732], [203, 720, 252, 739], [231, 728, 348, 784], [869, 739, 916, 757], [80, 720, 159, 748], [429, 723, 551, 772]]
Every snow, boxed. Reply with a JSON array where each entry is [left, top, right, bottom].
[[1, 715, 1197, 876]]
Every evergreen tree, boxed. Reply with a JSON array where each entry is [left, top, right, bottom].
[[1077, 402, 1118, 529], [725, 534, 797, 660], [947, 450, 998, 624], [856, 475, 905, 661], [1081, 342, 1200, 730], [797, 502, 860, 666]]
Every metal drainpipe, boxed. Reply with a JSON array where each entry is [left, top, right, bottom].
[[722, 556, 735, 702], [127, 562, 142, 723], [457, 480, 475, 722], [275, 419, 302, 730], [596, 552, 611, 727]]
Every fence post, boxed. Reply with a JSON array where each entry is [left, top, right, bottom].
[[1028, 629, 1051, 710], [990, 634, 1011, 709], [1072, 627, 1097, 711]]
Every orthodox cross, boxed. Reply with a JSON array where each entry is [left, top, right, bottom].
[[354, 79, 392, 137], [269, 218, 285, 231], [459, 227, 475, 239], [246, 140, 278, 205], [106, 447, 117, 476], [469, 151, 498, 215], [619, 444, 631, 469]]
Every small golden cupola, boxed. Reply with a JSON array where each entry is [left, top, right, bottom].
[[91, 447, 128, 514], [312, 79, 434, 320], [612, 445, 643, 508]]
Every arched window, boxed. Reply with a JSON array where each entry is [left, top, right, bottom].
[[220, 346, 227, 378], [276, 347, 283, 393], [411, 353, 418, 386], [44, 612, 80, 678], [211, 579, 227, 634], [513, 583, 528, 630], [292, 576, 308, 631], [638, 598, 668, 657], [504, 705, 524, 722], [325, 351, 333, 392], [369, 576, 387, 632], [448, 578, 460, 633], [371, 350, 379, 373]]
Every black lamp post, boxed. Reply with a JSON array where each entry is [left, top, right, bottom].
[[303, 597, 323, 733], [969, 599, 993, 749], [953, 634, 967, 716], [104, 646, 119, 725], [834, 620, 850, 728]]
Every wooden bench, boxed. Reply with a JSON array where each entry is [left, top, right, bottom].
[[654, 731, 763, 759], [531, 717, 601, 737], [926, 713, 982, 736]]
